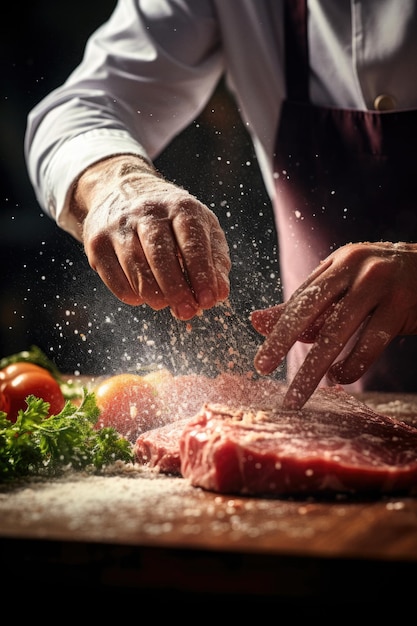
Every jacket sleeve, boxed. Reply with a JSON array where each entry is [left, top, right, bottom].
[[24, 0, 223, 239]]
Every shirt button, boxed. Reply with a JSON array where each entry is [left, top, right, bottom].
[[373, 94, 396, 111]]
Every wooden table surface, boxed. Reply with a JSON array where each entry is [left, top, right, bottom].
[[2, 391, 417, 605]]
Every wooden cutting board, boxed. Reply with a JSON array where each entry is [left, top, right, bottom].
[[2, 467, 417, 559], [1, 391, 417, 602]]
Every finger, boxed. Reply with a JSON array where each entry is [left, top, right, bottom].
[[251, 302, 337, 342], [138, 213, 201, 320], [87, 238, 148, 306], [250, 306, 284, 336], [114, 237, 168, 310], [328, 254, 417, 383], [282, 290, 379, 409], [254, 281, 341, 375], [253, 257, 342, 373], [210, 225, 231, 302], [298, 304, 339, 342], [328, 309, 395, 385], [282, 326, 347, 410], [174, 204, 228, 309]]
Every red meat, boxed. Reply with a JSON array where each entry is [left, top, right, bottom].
[[179, 387, 417, 496], [134, 418, 188, 475]]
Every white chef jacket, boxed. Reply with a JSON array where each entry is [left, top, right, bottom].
[[25, 0, 417, 240]]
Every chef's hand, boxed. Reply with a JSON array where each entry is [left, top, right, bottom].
[[251, 241, 417, 409], [70, 155, 231, 320]]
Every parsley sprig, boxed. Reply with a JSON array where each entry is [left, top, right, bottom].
[[0, 389, 133, 481]]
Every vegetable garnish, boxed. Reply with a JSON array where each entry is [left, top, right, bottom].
[[0, 388, 134, 481], [0, 345, 84, 400]]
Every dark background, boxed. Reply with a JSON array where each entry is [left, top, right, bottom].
[[0, 1, 281, 378]]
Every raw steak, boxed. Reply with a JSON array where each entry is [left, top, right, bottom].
[[179, 387, 417, 496], [134, 419, 188, 475]]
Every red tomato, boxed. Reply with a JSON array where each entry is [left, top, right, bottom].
[[94, 373, 164, 440], [142, 369, 173, 387], [0, 362, 52, 381], [1, 370, 65, 423], [0, 389, 10, 414]]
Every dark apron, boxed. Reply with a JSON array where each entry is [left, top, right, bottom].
[[274, 0, 417, 392]]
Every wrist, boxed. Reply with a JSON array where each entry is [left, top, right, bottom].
[[69, 154, 158, 222]]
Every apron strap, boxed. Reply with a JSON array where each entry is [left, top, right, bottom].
[[284, 0, 309, 102]]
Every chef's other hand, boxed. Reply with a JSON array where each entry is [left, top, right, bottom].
[[71, 155, 231, 320], [251, 241, 417, 409]]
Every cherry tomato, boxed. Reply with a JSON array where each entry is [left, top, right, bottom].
[[0, 361, 52, 382], [0, 389, 10, 414], [1, 371, 65, 423], [94, 373, 164, 440], [142, 368, 173, 387]]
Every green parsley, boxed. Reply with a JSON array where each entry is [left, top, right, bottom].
[[0, 388, 134, 481]]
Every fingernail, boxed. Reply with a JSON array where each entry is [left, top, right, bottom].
[[174, 303, 198, 320]]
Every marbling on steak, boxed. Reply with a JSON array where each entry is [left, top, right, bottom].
[[179, 387, 417, 496]]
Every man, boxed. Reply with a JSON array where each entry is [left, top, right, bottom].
[[25, 0, 417, 407]]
